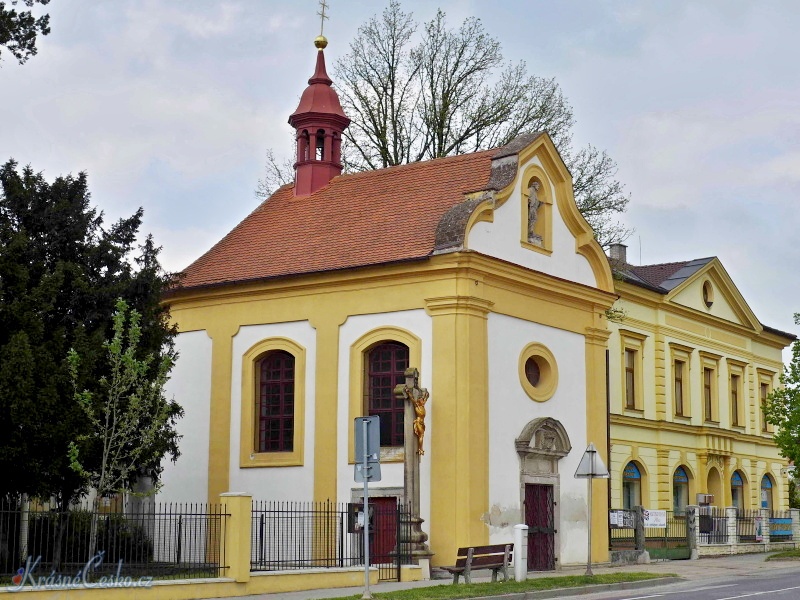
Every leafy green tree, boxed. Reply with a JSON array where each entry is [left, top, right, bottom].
[[0, 160, 180, 516], [0, 0, 51, 65], [259, 1, 632, 247], [68, 298, 180, 560], [764, 313, 800, 469]]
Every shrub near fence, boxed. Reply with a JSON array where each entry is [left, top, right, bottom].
[[0, 499, 228, 584]]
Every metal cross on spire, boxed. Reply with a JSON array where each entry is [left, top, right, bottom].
[[317, 0, 329, 36]]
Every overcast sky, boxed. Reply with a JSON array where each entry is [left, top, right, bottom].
[[2, 0, 799, 342]]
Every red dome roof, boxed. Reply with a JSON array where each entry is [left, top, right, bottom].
[[289, 50, 349, 126]]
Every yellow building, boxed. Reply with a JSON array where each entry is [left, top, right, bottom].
[[158, 39, 618, 570], [606, 244, 795, 513]]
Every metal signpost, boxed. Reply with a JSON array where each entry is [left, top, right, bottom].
[[574, 442, 609, 576], [354, 416, 381, 599]]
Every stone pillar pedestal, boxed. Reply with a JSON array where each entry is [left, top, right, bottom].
[[726, 507, 738, 545], [790, 508, 800, 541], [686, 505, 699, 559], [760, 508, 771, 545], [514, 524, 528, 581]]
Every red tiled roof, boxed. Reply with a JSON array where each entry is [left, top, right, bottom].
[[628, 261, 687, 289], [178, 150, 495, 290]]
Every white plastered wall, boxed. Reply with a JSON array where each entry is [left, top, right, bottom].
[[486, 313, 590, 566], [229, 321, 317, 500], [467, 155, 595, 287], [158, 330, 212, 503], [337, 310, 433, 528]]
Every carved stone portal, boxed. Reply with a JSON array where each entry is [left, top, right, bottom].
[[516, 417, 571, 476]]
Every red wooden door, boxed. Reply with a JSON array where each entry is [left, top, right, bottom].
[[525, 484, 555, 570], [370, 496, 397, 564]]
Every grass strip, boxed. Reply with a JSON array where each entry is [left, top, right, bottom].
[[327, 572, 674, 600], [767, 549, 800, 561]]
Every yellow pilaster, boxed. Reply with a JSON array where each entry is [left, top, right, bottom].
[[309, 312, 347, 503], [697, 452, 708, 496], [585, 325, 611, 563], [722, 456, 732, 507], [207, 322, 239, 502], [656, 449, 671, 510], [654, 333, 666, 420], [219, 493, 252, 582], [426, 294, 492, 566]]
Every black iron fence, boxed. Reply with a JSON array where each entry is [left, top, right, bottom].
[[644, 510, 690, 559], [699, 507, 729, 544], [0, 498, 228, 584], [609, 508, 689, 560], [608, 508, 636, 550], [737, 508, 761, 542], [251, 500, 411, 582]]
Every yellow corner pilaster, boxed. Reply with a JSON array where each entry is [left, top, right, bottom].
[[585, 325, 611, 563], [426, 294, 493, 566]]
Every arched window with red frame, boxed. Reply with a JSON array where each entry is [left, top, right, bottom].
[[366, 342, 409, 447], [257, 350, 295, 453]]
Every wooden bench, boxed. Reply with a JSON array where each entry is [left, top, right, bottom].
[[441, 543, 513, 584]]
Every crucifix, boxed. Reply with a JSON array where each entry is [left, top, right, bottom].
[[317, 0, 329, 36], [394, 368, 433, 565]]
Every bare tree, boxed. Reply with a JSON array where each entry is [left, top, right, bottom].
[[258, 1, 631, 247], [256, 148, 294, 200]]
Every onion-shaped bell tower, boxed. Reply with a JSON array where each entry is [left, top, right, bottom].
[[288, 35, 350, 197]]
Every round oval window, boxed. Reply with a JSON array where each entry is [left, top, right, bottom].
[[525, 357, 541, 387], [518, 343, 558, 402]]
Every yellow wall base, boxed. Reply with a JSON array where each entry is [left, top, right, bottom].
[[0, 568, 381, 600]]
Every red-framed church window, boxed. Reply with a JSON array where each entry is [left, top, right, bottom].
[[367, 342, 408, 447], [257, 351, 295, 452]]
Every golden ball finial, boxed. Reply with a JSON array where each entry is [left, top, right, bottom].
[[314, 35, 328, 50]]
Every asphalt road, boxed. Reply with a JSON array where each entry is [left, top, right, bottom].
[[557, 569, 800, 600]]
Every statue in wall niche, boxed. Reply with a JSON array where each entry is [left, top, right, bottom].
[[527, 180, 543, 245]]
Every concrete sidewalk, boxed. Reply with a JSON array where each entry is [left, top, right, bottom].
[[208, 553, 799, 600]]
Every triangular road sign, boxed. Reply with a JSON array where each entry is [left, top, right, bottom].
[[574, 442, 610, 479]]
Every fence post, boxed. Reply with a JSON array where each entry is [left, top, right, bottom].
[[760, 507, 771, 547], [791, 508, 800, 542], [686, 505, 699, 559], [220, 492, 253, 583], [633, 506, 645, 551], [726, 507, 738, 552], [513, 524, 528, 581]]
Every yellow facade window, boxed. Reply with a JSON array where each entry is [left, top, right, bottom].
[[757, 370, 775, 434], [625, 349, 637, 409], [620, 330, 646, 412], [674, 360, 686, 416], [703, 368, 713, 421], [730, 374, 741, 427], [699, 352, 720, 423], [669, 343, 693, 419]]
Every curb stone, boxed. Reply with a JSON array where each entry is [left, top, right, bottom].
[[451, 576, 683, 600]]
